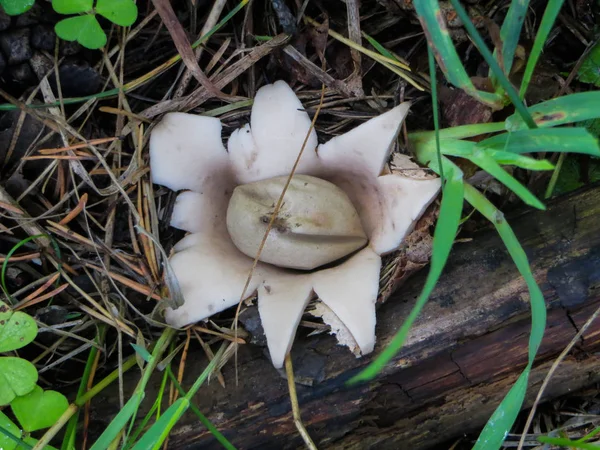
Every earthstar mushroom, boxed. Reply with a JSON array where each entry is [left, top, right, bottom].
[[150, 80, 441, 368]]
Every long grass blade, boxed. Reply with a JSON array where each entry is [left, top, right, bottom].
[[506, 91, 600, 130], [89, 392, 145, 450], [490, 0, 530, 86], [479, 127, 600, 156], [413, 0, 501, 107], [465, 184, 546, 450], [349, 161, 464, 383], [519, 0, 566, 99], [469, 151, 545, 209], [449, 0, 537, 129], [130, 344, 227, 449]]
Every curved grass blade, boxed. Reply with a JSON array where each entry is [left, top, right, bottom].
[[349, 161, 464, 383], [479, 127, 600, 156], [448, 0, 536, 129], [469, 150, 546, 209], [131, 398, 189, 450], [166, 367, 236, 450], [89, 391, 145, 450], [409, 122, 506, 142], [484, 151, 554, 171], [61, 326, 106, 450], [537, 437, 600, 449], [465, 184, 546, 450], [519, 0, 566, 99], [130, 344, 227, 449], [506, 91, 600, 130], [490, 0, 530, 87], [413, 0, 501, 107]]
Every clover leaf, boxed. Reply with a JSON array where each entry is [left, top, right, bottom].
[[0, 357, 38, 406], [11, 385, 69, 432], [96, 0, 137, 26], [0, 300, 38, 352], [55, 14, 107, 49], [0, 0, 35, 16]]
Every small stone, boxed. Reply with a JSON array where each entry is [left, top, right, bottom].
[[31, 24, 55, 51], [0, 28, 32, 65], [50, 59, 102, 97], [14, 3, 43, 27], [0, 8, 10, 31], [8, 62, 35, 83], [60, 40, 81, 56]]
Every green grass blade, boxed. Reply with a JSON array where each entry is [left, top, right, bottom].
[[537, 437, 600, 449], [469, 151, 546, 209], [519, 0, 565, 99], [89, 392, 145, 450], [485, 151, 555, 170], [465, 184, 546, 449], [130, 398, 189, 450], [409, 122, 506, 142], [413, 0, 501, 107], [166, 367, 236, 450], [61, 326, 106, 450], [506, 91, 600, 130], [479, 127, 600, 156], [349, 160, 464, 383], [449, 0, 537, 129], [362, 32, 400, 62], [130, 344, 227, 449], [428, 42, 444, 183], [491, 0, 530, 86]]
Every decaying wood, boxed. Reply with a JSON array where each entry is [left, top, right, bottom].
[[90, 183, 600, 449]]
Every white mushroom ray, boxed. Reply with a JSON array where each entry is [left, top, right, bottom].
[[257, 272, 313, 368], [256, 247, 381, 368], [316, 104, 441, 255], [150, 113, 231, 192], [164, 231, 268, 328], [228, 81, 320, 183]]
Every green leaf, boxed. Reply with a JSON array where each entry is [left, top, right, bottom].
[[349, 160, 464, 383], [479, 127, 600, 157], [0, 357, 38, 406], [0, 301, 38, 352], [0, 410, 21, 450], [11, 386, 69, 432], [0, 0, 35, 15], [96, 0, 137, 26], [506, 92, 600, 130], [51, 0, 92, 14], [577, 41, 600, 87], [55, 15, 107, 50]]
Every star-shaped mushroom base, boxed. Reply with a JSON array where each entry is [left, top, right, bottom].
[[150, 81, 440, 368]]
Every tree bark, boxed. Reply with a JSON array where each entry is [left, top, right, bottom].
[[91, 183, 600, 450]]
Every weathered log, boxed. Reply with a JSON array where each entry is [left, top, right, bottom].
[[91, 183, 600, 450]]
